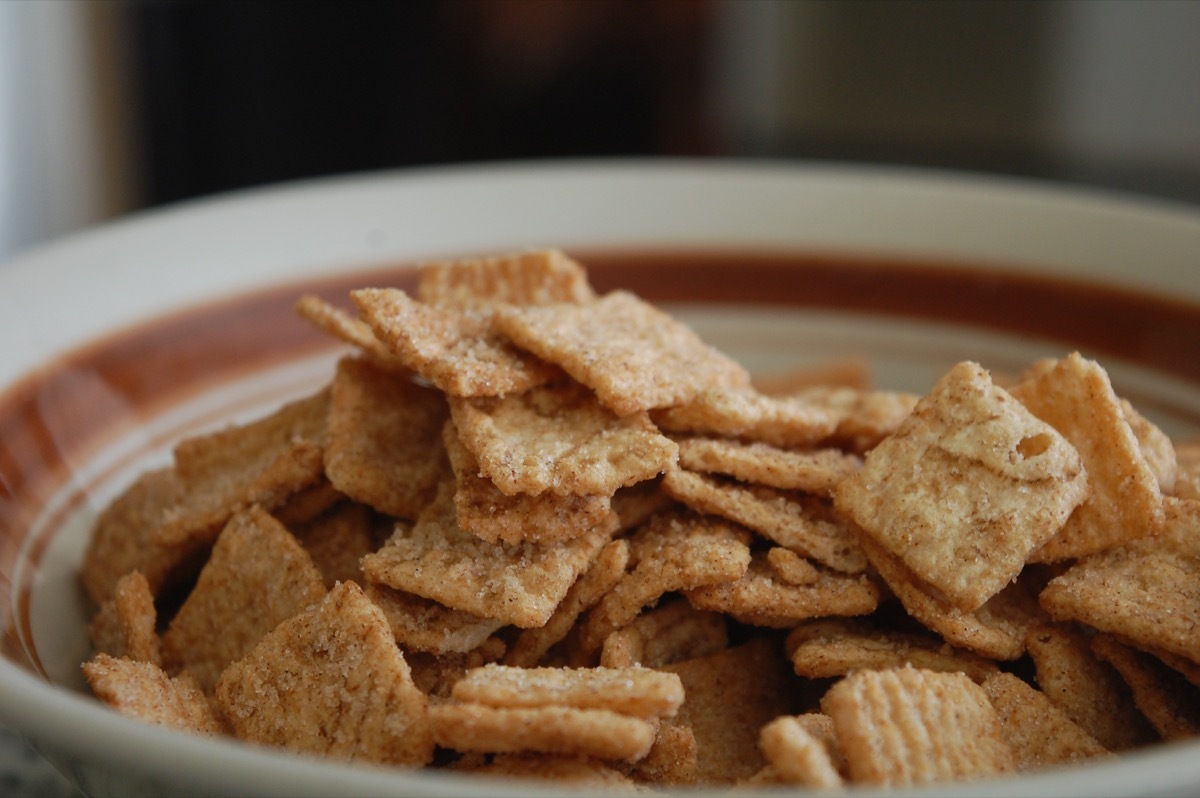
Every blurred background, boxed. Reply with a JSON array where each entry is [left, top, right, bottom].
[[2, 0, 1200, 260]]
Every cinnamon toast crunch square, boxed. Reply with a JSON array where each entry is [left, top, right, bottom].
[[494, 289, 751, 416], [215, 580, 434, 766], [836, 360, 1088, 612]]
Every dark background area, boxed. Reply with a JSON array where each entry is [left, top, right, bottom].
[[125, 0, 714, 207], [115, 0, 1200, 212]]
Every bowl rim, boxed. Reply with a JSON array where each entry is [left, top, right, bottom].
[[3, 157, 1200, 797]]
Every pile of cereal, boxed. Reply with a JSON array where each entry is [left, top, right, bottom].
[[80, 249, 1200, 790]]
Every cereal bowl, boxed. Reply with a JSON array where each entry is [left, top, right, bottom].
[[1, 160, 1199, 797]]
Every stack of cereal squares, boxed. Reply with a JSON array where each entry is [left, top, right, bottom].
[[80, 249, 1200, 791]]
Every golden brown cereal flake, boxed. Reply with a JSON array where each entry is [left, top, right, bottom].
[[361, 479, 615, 628], [324, 356, 448, 519], [786, 617, 999, 684], [979, 671, 1111, 771], [627, 720, 698, 786], [792, 385, 920, 452], [836, 361, 1088, 611], [859, 535, 1043, 661], [88, 570, 161, 667], [295, 293, 406, 368], [146, 388, 331, 584], [450, 664, 684, 719], [443, 419, 613, 544], [215, 580, 433, 766], [161, 505, 327, 692], [80, 466, 187, 604], [1024, 623, 1158, 751], [1011, 352, 1165, 561], [662, 637, 797, 784], [82, 654, 225, 736], [821, 666, 1015, 787], [577, 511, 751, 654], [599, 598, 727, 670], [1121, 398, 1178, 494], [448, 379, 677, 498], [416, 248, 595, 308], [505, 539, 629, 668], [429, 703, 659, 763], [1090, 634, 1200, 741], [1039, 538, 1200, 668], [684, 550, 881, 626], [758, 715, 845, 789], [663, 468, 868, 574], [652, 387, 838, 449], [352, 286, 559, 397], [291, 500, 376, 589], [494, 289, 751, 417], [674, 435, 862, 496], [365, 582, 505, 655]]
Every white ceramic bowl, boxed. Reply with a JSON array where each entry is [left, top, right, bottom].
[[1, 160, 1199, 797]]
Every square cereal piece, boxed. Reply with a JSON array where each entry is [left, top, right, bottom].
[[684, 550, 881, 626], [429, 703, 659, 763], [1090, 634, 1200, 741], [292, 500, 377, 588], [448, 379, 678, 498], [1011, 353, 1165, 561], [1121, 398, 1178, 494], [405, 640, 508, 700], [365, 582, 505, 655], [628, 720, 699, 786], [451, 664, 684, 720], [662, 637, 798, 784], [81, 466, 188, 605], [1039, 534, 1200, 668], [858, 535, 1043, 661], [272, 478, 345, 528], [835, 361, 1088, 611], [504, 539, 629, 667], [170, 387, 329, 494], [663, 469, 868, 574], [758, 715, 845, 789], [161, 505, 327, 692], [88, 570, 162, 667], [652, 388, 838, 449], [790, 385, 920, 453], [361, 479, 615, 628], [821, 666, 1015, 787], [599, 597, 727, 670], [324, 356, 448, 520], [295, 293, 407, 368], [416, 249, 595, 308], [674, 436, 862, 497], [980, 672, 1111, 772], [152, 388, 331, 560], [216, 581, 434, 766], [493, 289, 751, 417], [443, 419, 613, 544], [1024, 623, 1158, 751], [82, 653, 226, 736], [352, 287, 559, 397], [785, 617, 999, 684], [576, 511, 751, 654]]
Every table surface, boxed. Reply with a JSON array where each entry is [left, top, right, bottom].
[[1, 723, 83, 798]]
